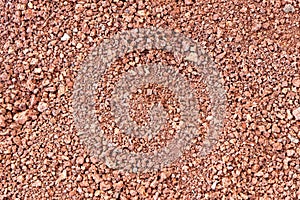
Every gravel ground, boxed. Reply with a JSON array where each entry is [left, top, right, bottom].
[[0, 0, 300, 199]]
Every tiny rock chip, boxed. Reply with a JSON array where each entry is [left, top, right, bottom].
[[271, 124, 280, 133], [100, 181, 112, 191], [17, 175, 24, 183], [252, 22, 262, 32], [13, 136, 21, 145], [76, 156, 85, 165], [283, 157, 291, 165], [159, 172, 167, 182], [273, 142, 282, 151], [61, 155, 69, 160], [150, 179, 158, 188], [58, 85, 65, 96], [297, 147, 300, 155], [37, 102, 48, 112], [137, 186, 146, 196], [283, 4, 295, 13], [64, 136, 71, 144], [240, 193, 248, 199], [255, 171, 264, 177], [80, 181, 89, 187], [137, 10, 146, 16], [287, 110, 294, 120], [240, 7, 248, 13], [92, 173, 101, 184], [28, 2, 33, 9], [33, 180, 42, 187], [30, 58, 39, 65], [61, 33, 71, 41], [0, 115, 6, 127], [216, 51, 226, 60], [58, 169, 67, 181], [94, 190, 101, 197], [212, 14, 219, 21], [76, 42, 83, 49], [286, 149, 295, 157], [184, 0, 193, 5], [211, 181, 218, 190], [291, 126, 299, 133], [130, 190, 137, 196], [185, 52, 198, 62], [34, 68, 42, 74], [86, 10, 93, 16], [0, 130, 9, 136], [292, 77, 300, 87], [113, 181, 124, 191], [55, 170, 66, 184], [90, 157, 98, 164], [288, 134, 299, 144], [114, 128, 120, 134], [292, 107, 300, 120], [146, 89, 152, 96], [252, 164, 260, 172], [13, 110, 29, 125]]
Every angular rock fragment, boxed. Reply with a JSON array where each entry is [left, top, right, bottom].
[[292, 107, 300, 120], [61, 33, 70, 41], [13, 110, 29, 125], [37, 102, 48, 112], [0, 115, 6, 127], [283, 4, 295, 13]]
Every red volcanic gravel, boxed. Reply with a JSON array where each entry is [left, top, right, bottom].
[[0, 0, 300, 199]]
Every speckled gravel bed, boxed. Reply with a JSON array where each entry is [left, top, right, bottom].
[[0, 0, 300, 199]]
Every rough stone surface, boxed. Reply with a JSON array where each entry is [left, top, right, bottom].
[[0, 0, 299, 199]]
